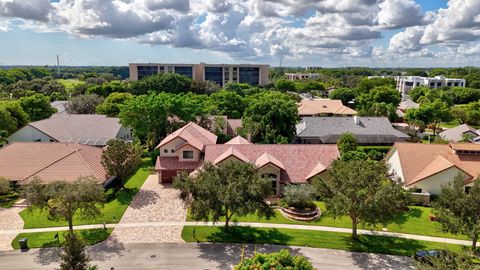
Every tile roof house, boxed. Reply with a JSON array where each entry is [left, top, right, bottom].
[[396, 99, 419, 118], [155, 122, 217, 183], [0, 142, 107, 184], [439, 124, 480, 143], [203, 144, 340, 195], [296, 116, 409, 145], [8, 114, 132, 146], [385, 142, 480, 195], [154, 123, 340, 196], [297, 99, 357, 117]]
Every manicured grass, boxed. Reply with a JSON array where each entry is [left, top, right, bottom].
[[20, 158, 152, 229], [11, 228, 113, 249], [57, 79, 83, 90], [182, 226, 464, 257], [187, 203, 466, 240]]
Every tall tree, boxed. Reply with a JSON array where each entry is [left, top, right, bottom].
[[22, 177, 106, 232], [314, 160, 409, 239], [336, 132, 358, 153], [0, 130, 9, 145], [329, 88, 357, 107], [19, 93, 56, 121], [434, 174, 480, 251], [119, 93, 169, 149], [404, 99, 453, 136], [101, 139, 142, 188], [209, 90, 246, 119], [274, 79, 297, 92], [174, 161, 274, 230], [95, 92, 133, 117], [58, 232, 92, 270], [242, 92, 298, 144], [66, 94, 104, 114]]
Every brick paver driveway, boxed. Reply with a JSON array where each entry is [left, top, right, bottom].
[[107, 174, 187, 244], [0, 206, 25, 251]]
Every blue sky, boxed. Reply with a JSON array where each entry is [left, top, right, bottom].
[[0, 0, 479, 67]]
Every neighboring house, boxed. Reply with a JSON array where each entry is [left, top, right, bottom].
[[203, 144, 339, 196], [297, 99, 357, 117], [386, 142, 480, 195], [154, 123, 340, 196], [8, 114, 132, 146], [50, 101, 69, 115], [285, 73, 320, 80], [296, 116, 409, 145], [226, 119, 243, 137], [0, 142, 107, 184], [155, 122, 218, 183], [396, 99, 419, 119], [439, 124, 480, 143]]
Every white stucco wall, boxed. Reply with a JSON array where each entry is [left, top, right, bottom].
[[159, 138, 187, 157], [385, 148, 405, 182], [116, 126, 133, 140], [178, 145, 200, 162], [408, 167, 468, 195], [8, 125, 55, 142]]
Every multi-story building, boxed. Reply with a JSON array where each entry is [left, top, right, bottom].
[[285, 73, 320, 81], [306, 66, 322, 71], [129, 63, 269, 86], [395, 75, 466, 95]]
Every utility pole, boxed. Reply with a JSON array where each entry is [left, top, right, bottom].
[[56, 54, 60, 78]]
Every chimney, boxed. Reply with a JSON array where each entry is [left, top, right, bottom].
[[353, 116, 360, 125]]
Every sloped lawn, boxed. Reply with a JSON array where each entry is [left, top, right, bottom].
[[187, 202, 466, 240], [20, 158, 152, 229]]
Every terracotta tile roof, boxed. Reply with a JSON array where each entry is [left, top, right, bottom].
[[389, 142, 480, 186], [0, 142, 107, 183], [213, 147, 251, 164], [155, 156, 203, 171], [255, 152, 286, 170], [450, 143, 480, 152], [225, 136, 251, 145], [205, 144, 340, 183], [297, 99, 357, 116], [156, 122, 217, 151]]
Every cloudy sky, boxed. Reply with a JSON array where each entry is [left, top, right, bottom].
[[0, 0, 479, 67]]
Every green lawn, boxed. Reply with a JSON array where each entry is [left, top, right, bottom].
[[20, 158, 152, 229], [187, 203, 466, 240], [57, 79, 83, 90], [182, 226, 464, 257], [11, 228, 112, 249]]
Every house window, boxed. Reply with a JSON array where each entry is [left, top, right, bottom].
[[183, 151, 194, 159], [171, 149, 174, 153], [262, 173, 278, 195], [465, 186, 471, 194], [163, 149, 168, 153]]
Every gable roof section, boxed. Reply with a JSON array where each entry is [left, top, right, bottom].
[[297, 99, 357, 116], [157, 122, 217, 151], [225, 136, 251, 145], [391, 142, 480, 186], [0, 142, 107, 183], [213, 147, 250, 164], [296, 117, 409, 144], [25, 114, 124, 146], [439, 124, 479, 142], [255, 152, 285, 170], [205, 144, 339, 183]]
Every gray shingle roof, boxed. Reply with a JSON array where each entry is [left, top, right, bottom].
[[29, 114, 125, 146], [296, 117, 409, 144], [439, 124, 479, 142]]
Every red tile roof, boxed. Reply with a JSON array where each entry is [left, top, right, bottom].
[[205, 144, 340, 183], [225, 135, 251, 145], [0, 142, 107, 183], [156, 122, 217, 151]]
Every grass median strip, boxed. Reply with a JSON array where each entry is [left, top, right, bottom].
[[182, 226, 463, 257], [20, 158, 152, 229], [11, 228, 113, 249]]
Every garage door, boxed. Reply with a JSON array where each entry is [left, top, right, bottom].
[[162, 170, 178, 183]]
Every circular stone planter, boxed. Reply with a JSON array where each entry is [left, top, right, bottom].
[[280, 207, 321, 222]]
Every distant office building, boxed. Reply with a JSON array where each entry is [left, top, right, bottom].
[[285, 73, 320, 80], [395, 75, 465, 95], [129, 63, 269, 86], [306, 66, 322, 71]]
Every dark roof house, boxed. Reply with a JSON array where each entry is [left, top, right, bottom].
[[296, 116, 409, 145]]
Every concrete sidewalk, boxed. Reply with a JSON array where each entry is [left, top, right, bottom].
[[0, 221, 472, 246]]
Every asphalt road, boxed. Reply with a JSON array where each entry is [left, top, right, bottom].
[[0, 242, 414, 270]]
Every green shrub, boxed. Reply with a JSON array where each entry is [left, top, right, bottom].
[[282, 184, 316, 209], [0, 177, 12, 195], [235, 249, 314, 270]]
